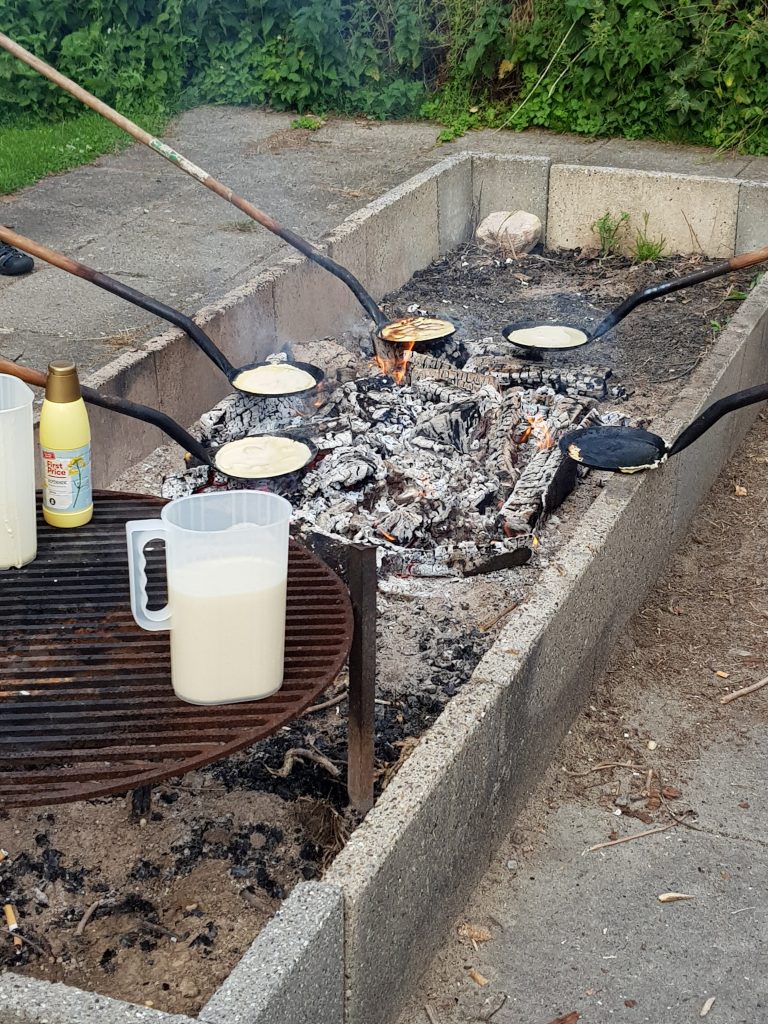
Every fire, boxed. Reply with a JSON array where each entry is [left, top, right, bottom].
[[374, 339, 416, 385], [519, 413, 554, 451]]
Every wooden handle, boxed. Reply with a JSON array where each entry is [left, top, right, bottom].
[[0, 32, 386, 326], [0, 225, 86, 280], [0, 225, 238, 378], [0, 357, 46, 390], [730, 244, 768, 272]]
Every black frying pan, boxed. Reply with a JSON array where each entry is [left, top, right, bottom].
[[0, 358, 317, 483], [0, 227, 324, 400], [502, 244, 768, 355], [560, 383, 768, 473]]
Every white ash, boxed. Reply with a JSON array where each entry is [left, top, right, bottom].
[[160, 340, 633, 576]]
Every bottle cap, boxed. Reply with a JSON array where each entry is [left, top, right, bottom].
[[46, 360, 82, 404]]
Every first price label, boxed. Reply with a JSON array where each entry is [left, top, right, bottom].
[[42, 444, 92, 513]]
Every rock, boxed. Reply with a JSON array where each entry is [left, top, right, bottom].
[[179, 978, 200, 999], [475, 210, 542, 255]]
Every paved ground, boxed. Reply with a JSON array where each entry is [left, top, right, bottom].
[[398, 409, 768, 1024], [1, 107, 768, 378]]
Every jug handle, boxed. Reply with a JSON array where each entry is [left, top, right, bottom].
[[126, 520, 171, 631]]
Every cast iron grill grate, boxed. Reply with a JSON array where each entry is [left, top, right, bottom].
[[0, 492, 353, 807]]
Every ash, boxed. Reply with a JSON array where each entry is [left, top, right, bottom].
[[161, 337, 630, 576]]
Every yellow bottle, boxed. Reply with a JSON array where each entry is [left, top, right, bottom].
[[40, 360, 93, 528]]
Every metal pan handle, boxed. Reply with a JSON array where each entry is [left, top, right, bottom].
[[668, 382, 768, 457], [591, 244, 768, 341], [0, 226, 238, 379], [0, 356, 212, 465]]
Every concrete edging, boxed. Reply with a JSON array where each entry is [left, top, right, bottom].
[[7, 151, 768, 1024]]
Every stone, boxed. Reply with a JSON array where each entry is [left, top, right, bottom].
[[475, 211, 542, 255]]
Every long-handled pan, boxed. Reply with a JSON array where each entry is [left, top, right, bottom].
[[501, 245, 768, 355], [0, 358, 317, 483], [559, 383, 768, 473], [0, 32, 456, 350], [0, 226, 324, 399]]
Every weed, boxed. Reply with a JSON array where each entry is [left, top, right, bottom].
[[633, 213, 666, 263], [592, 212, 630, 258], [291, 115, 326, 131]]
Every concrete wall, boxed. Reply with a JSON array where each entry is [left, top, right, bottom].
[[74, 152, 766, 485], [199, 883, 344, 1024]]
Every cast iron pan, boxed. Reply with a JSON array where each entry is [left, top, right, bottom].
[[560, 382, 768, 473], [0, 358, 318, 484], [0, 226, 324, 400], [502, 243, 768, 356]]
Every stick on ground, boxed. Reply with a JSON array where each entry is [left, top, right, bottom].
[[75, 898, 105, 937], [720, 675, 768, 704], [585, 822, 676, 854]]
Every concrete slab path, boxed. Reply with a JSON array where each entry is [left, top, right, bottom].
[[1, 108, 767, 379]]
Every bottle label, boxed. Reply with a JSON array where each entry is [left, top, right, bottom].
[[42, 443, 92, 513]]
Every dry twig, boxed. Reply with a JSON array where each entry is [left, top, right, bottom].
[[480, 993, 508, 1021], [75, 898, 107, 937], [307, 687, 348, 713], [564, 761, 643, 778], [478, 601, 520, 632], [720, 675, 768, 705], [267, 747, 341, 779], [139, 919, 183, 940], [424, 1003, 441, 1024], [585, 822, 676, 854]]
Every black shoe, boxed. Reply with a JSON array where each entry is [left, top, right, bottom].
[[0, 243, 33, 276]]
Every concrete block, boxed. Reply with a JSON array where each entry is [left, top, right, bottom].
[[471, 154, 550, 230], [736, 181, 768, 251], [435, 154, 474, 252], [327, 217, 373, 314], [194, 275, 279, 369], [84, 349, 164, 489], [665, 281, 768, 546], [272, 252, 364, 345], [0, 973, 194, 1024], [547, 165, 740, 257], [200, 883, 344, 1024], [363, 168, 440, 299], [730, 276, 768, 451], [148, 326, 231, 443]]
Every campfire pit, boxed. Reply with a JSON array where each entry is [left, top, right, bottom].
[[3, 149, 765, 1024], [160, 336, 629, 577]]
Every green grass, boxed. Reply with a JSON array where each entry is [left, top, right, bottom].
[[0, 107, 171, 195]]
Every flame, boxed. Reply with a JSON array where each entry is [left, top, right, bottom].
[[520, 414, 554, 450], [376, 526, 397, 542], [374, 340, 415, 385]]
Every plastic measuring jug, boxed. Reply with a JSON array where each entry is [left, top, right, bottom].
[[0, 374, 37, 569], [126, 491, 291, 704]]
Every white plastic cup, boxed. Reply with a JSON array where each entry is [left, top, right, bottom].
[[126, 491, 291, 704], [0, 374, 37, 569]]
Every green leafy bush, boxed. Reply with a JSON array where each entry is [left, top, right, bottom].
[[479, 0, 768, 153], [1, 0, 767, 155]]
